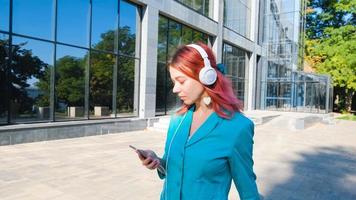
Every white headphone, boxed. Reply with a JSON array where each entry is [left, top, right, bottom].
[[187, 44, 217, 85]]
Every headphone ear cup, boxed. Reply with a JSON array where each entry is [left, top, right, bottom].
[[199, 66, 217, 85]]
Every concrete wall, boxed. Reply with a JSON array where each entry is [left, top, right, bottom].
[[0, 119, 147, 146]]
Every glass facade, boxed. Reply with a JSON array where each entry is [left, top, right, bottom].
[[156, 15, 210, 115], [222, 43, 248, 108], [13, 0, 54, 40], [176, 0, 211, 17], [0, 0, 9, 32], [224, 0, 251, 38], [0, 0, 141, 125], [0, 0, 333, 127], [256, 0, 332, 113], [0, 33, 9, 125], [10, 37, 53, 123]]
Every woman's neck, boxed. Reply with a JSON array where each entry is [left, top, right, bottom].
[[194, 98, 213, 116]]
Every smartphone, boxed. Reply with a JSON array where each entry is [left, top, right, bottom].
[[129, 145, 166, 174], [129, 145, 148, 159]]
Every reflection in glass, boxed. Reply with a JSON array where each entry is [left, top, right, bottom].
[[222, 43, 247, 105], [295, 82, 305, 111], [156, 62, 166, 115], [168, 20, 181, 59], [55, 45, 87, 120], [11, 37, 53, 122], [156, 15, 209, 115], [0, 0, 9, 31], [90, 51, 114, 118], [117, 56, 138, 117], [157, 17, 168, 63], [224, 0, 251, 37], [177, 0, 210, 17], [57, 0, 89, 47], [13, 0, 54, 40], [182, 26, 193, 44], [119, 0, 138, 57], [91, 0, 117, 52], [0, 34, 9, 124], [166, 70, 181, 113], [192, 30, 207, 43]]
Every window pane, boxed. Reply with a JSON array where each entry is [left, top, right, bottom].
[[182, 26, 193, 44], [156, 62, 166, 115], [157, 16, 168, 63], [166, 72, 180, 113], [119, 0, 138, 57], [89, 51, 114, 119], [91, 0, 118, 52], [0, 0, 9, 32], [0, 34, 9, 124], [224, 0, 251, 37], [192, 30, 204, 43], [178, 0, 210, 16], [13, 0, 54, 40], [55, 45, 87, 120], [11, 37, 53, 123], [222, 43, 247, 103], [117, 56, 139, 117], [57, 0, 89, 47], [168, 20, 182, 58]]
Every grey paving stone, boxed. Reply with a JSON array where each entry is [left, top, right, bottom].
[[0, 120, 355, 200]]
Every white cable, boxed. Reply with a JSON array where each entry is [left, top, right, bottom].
[[164, 113, 187, 200]]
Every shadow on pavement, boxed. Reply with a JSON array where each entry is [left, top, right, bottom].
[[263, 146, 356, 200]]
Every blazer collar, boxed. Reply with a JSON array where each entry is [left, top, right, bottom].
[[185, 105, 222, 147]]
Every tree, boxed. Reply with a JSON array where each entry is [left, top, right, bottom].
[[55, 56, 85, 107], [91, 27, 136, 112], [0, 39, 48, 116], [305, 0, 356, 112], [36, 26, 136, 113]]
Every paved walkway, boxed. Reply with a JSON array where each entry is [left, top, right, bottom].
[[0, 119, 355, 200]]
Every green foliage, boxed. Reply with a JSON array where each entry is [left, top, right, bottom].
[[305, 0, 356, 112], [0, 40, 48, 114], [55, 56, 85, 107], [308, 25, 356, 89], [35, 26, 136, 112], [336, 113, 356, 121]]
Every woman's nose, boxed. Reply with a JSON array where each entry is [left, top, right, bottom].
[[172, 84, 180, 93]]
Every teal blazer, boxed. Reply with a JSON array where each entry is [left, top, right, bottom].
[[158, 106, 260, 200]]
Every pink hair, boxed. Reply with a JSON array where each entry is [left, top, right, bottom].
[[168, 42, 243, 119]]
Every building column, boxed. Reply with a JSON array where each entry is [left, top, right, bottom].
[[212, 0, 224, 63], [139, 5, 159, 118], [246, 0, 260, 111]]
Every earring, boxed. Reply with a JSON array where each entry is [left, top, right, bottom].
[[203, 96, 211, 106]]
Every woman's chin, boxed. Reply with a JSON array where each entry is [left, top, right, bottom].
[[182, 99, 193, 105]]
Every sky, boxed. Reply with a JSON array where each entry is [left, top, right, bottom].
[[1, 0, 137, 63], [0, 0, 138, 87]]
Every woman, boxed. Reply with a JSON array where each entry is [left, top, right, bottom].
[[136, 43, 260, 200]]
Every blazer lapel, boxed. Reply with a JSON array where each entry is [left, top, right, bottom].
[[185, 112, 222, 147], [172, 107, 193, 151]]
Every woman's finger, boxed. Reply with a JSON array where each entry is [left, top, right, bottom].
[[142, 156, 153, 166], [147, 159, 158, 169], [153, 160, 161, 169]]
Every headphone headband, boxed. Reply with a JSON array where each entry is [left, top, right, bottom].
[[187, 44, 211, 68], [186, 44, 217, 85]]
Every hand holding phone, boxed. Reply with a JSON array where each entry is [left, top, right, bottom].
[[129, 145, 149, 159], [129, 145, 166, 174]]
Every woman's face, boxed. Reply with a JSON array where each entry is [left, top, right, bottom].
[[169, 66, 205, 105]]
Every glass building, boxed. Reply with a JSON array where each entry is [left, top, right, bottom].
[[0, 0, 332, 126]]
